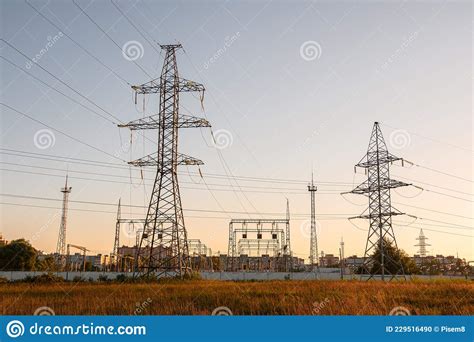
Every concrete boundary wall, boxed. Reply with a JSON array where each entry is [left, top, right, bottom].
[[0, 271, 469, 281]]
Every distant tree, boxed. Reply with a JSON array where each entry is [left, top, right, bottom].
[[35, 256, 57, 272], [369, 238, 418, 275], [0, 239, 37, 271], [85, 261, 93, 272]]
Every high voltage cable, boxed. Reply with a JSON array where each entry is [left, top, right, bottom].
[[380, 122, 474, 154], [0, 39, 121, 125], [109, 0, 161, 54], [72, 0, 153, 79], [24, 0, 131, 86], [0, 162, 349, 192], [394, 202, 473, 220], [2, 150, 472, 198], [0, 149, 354, 186], [0, 104, 125, 162], [393, 224, 473, 238], [0, 55, 123, 123], [393, 173, 473, 196], [0, 193, 351, 217], [0, 168, 340, 195]]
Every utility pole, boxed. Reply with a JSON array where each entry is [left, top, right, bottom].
[[340, 237, 345, 280], [344, 122, 410, 281], [285, 199, 292, 272], [56, 175, 71, 271], [112, 198, 121, 272], [307, 173, 319, 273], [119, 44, 211, 278]]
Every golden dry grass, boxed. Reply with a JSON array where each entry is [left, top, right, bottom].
[[1, 280, 473, 315]]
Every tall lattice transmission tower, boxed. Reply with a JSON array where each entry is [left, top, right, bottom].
[[415, 229, 430, 257], [119, 44, 211, 278], [345, 122, 411, 281], [307, 174, 319, 272], [112, 198, 121, 271], [56, 175, 71, 270]]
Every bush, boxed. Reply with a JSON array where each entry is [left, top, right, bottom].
[[20, 273, 64, 283], [72, 276, 86, 282], [98, 274, 109, 282]]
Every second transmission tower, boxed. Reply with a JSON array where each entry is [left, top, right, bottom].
[[345, 122, 411, 281]]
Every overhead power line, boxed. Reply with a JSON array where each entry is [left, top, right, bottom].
[[25, 0, 131, 86], [1, 104, 124, 162], [0, 193, 352, 217]]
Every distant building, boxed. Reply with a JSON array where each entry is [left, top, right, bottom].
[[319, 254, 339, 267]]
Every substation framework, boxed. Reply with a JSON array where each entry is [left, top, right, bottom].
[[188, 239, 213, 271], [344, 122, 412, 281], [111, 199, 148, 272], [119, 44, 210, 278], [227, 202, 292, 272]]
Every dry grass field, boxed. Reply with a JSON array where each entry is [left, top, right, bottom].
[[1, 280, 473, 315]]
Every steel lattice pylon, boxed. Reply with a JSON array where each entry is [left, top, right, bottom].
[[55, 175, 71, 270], [308, 174, 319, 272], [112, 198, 121, 271], [415, 229, 430, 258], [119, 44, 210, 278], [346, 122, 410, 281]]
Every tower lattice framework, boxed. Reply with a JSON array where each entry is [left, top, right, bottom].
[[119, 44, 211, 277], [56, 175, 71, 270], [308, 174, 319, 272], [347, 122, 410, 281], [415, 229, 430, 257]]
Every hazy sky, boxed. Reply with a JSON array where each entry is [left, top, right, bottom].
[[1, 0, 472, 262]]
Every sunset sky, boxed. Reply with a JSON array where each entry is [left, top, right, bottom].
[[1, 0, 472, 262]]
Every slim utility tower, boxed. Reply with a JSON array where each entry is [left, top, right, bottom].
[[56, 175, 71, 270], [340, 237, 345, 279], [345, 122, 410, 281], [285, 199, 292, 271], [112, 198, 121, 271], [415, 229, 429, 257], [307, 174, 319, 272], [119, 44, 211, 278]]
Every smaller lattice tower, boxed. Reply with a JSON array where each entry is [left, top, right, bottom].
[[307, 173, 318, 272], [415, 229, 430, 257], [56, 175, 71, 270]]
